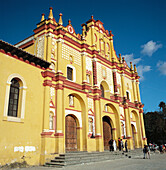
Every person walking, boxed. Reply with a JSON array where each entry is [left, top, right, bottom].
[[113, 140, 117, 151], [118, 138, 121, 151], [125, 140, 128, 152], [146, 145, 150, 159], [109, 139, 114, 151], [121, 139, 124, 152], [143, 145, 146, 159]]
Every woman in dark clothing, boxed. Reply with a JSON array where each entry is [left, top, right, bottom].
[[118, 138, 121, 151], [125, 140, 128, 152]]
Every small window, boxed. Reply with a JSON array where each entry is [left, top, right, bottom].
[[126, 91, 130, 100], [8, 79, 20, 117], [67, 67, 73, 81], [100, 84, 104, 98]]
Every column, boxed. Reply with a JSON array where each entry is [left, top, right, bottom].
[[94, 98, 102, 151], [121, 73, 127, 98], [136, 80, 141, 102], [113, 71, 118, 93], [124, 106, 132, 149], [55, 83, 64, 153], [140, 111, 147, 146], [81, 52, 87, 83], [56, 38, 63, 73], [40, 81, 51, 165], [46, 33, 52, 62], [132, 80, 137, 102], [92, 58, 97, 85]]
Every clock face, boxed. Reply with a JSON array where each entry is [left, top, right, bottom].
[[68, 26, 74, 34]]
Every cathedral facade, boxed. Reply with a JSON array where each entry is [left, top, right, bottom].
[[0, 7, 146, 166]]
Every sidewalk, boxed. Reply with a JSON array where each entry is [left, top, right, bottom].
[[2, 149, 166, 170]]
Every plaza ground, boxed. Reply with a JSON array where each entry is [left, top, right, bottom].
[[13, 151, 166, 170]]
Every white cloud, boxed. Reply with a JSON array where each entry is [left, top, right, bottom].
[[157, 61, 166, 75], [121, 53, 141, 66], [137, 65, 152, 80], [121, 53, 151, 81], [141, 40, 162, 56]]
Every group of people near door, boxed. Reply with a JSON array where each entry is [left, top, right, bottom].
[[109, 138, 128, 152]]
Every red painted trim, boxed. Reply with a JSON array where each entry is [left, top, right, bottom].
[[65, 108, 81, 112], [64, 80, 82, 90], [95, 135, 102, 138], [41, 70, 55, 78], [103, 111, 115, 115], [41, 132, 53, 136], [0, 48, 48, 70], [19, 40, 34, 49], [126, 136, 132, 139], [88, 109, 94, 115], [54, 133, 64, 137], [55, 83, 64, 90], [43, 80, 52, 87], [63, 85, 87, 94]]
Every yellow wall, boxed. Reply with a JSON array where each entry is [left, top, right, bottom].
[[0, 53, 44, 165]]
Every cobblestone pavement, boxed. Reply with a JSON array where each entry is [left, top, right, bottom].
[[16, 151, 166, 170]]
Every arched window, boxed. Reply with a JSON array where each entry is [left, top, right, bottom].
[[4, 74, 27, 122], [8, 78, 20, 117], [100, 84, 104, 98]]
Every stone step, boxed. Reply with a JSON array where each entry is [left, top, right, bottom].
[[45, 150, 142, 167]]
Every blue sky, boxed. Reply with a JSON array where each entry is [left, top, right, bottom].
[[0, 0, 166, 112]]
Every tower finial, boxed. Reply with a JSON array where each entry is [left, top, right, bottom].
[[119, 54, 122, 63], [68, 19, 71, 25], [41, 13, 45, 22], [130, 62, 133, 70], [48, 7, 53, 19], [134, 64, 137, 73], [58, 13, 63, 25]]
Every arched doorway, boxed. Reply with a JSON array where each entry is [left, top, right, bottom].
[[131, 124, 135, 149], [65, 115, 77, 151], [103, 116, 112, 150]]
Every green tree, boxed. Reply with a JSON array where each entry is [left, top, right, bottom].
[[159, 101, 166, 112]]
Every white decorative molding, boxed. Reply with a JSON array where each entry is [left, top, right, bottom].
[[15, 36, 34, 48], [86, 57, 92, 71], [65, 109, 82, 127], [37, 35, 45, 59], [62, 44, 81, 66], [88, 98, 94, 111], [4, 74, 27, 121]]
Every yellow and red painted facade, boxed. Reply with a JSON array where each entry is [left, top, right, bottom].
[[0, 7, 146, 166]]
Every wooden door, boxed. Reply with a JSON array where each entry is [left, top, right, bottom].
[[65, 115, 77, 151], [103, 117, 112, 150]]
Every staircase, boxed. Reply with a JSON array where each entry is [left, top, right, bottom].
[[45, 151, 128, 167]]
